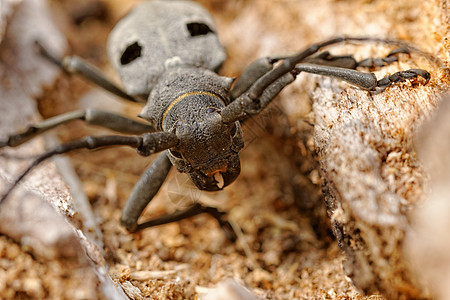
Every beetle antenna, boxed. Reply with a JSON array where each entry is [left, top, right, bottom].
[[0, 151, 53, 205]]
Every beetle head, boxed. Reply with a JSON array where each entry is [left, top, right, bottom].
[[167, 107, 244, 191]]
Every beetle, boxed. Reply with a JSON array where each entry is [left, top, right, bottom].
[[0, 0, 430, 238]]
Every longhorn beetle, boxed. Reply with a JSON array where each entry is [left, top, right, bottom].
[[0, 0, 430, 239]]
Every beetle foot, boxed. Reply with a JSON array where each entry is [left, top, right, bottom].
[[374, 68, 430, 92], [203, 206, 238, 242]]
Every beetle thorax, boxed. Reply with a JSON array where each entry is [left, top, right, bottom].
[[139, 67, 244, 191]]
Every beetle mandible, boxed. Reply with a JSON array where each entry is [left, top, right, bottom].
[[0, 0, 430, 238]]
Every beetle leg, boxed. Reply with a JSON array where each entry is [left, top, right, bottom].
[[121, 152, 236, 240], [0, 132, 178, 205], [230, 39, 414, 100], [230, 48, 414, 100], [35, 41, 142, 103], [120, 152, 172, 232], [230, 57, 277, 100], [294, 64, 430, 90], [221, 72, 296, 123], [0, 109, 156, 149], [132, 202, 237, 241], [374, 68, 430, 92], [221, 37, 431, 124], [293, 47, 427, 90]]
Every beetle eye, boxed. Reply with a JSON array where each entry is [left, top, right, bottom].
[[169, 150, 183, 159], [120, 41, 142, 65], [186, 22, 214, 37], [206, 107, 218, 114], [230, 123, 237, 137]]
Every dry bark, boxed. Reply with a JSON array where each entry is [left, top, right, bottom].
[[305, 1, 450, 299], [312, 65, 446, 298]]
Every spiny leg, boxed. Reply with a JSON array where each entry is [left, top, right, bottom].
[[0, 132, 178, 205], [0, 109, 156, 148], [227, 62, 428, 120], [273, 35, 430, 89], [36, 41, 142, 103], [294, 48, 429, 91]]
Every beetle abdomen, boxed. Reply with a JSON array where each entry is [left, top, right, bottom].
[[107, 0, 226, 97]]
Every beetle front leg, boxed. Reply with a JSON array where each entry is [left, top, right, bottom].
[[230, 46, 412, 100], [221, 72, 296, 123], [120, 151, 172, 232], [222, 63, 429, 123], [230, 57, 276, 99], [122, 152, 236, 240], [221, 37, 431, 124], [295, 64, 430, 90]]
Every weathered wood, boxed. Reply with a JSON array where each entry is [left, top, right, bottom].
[[312, 71, 445, 298], [306, 1, 449, 298]]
